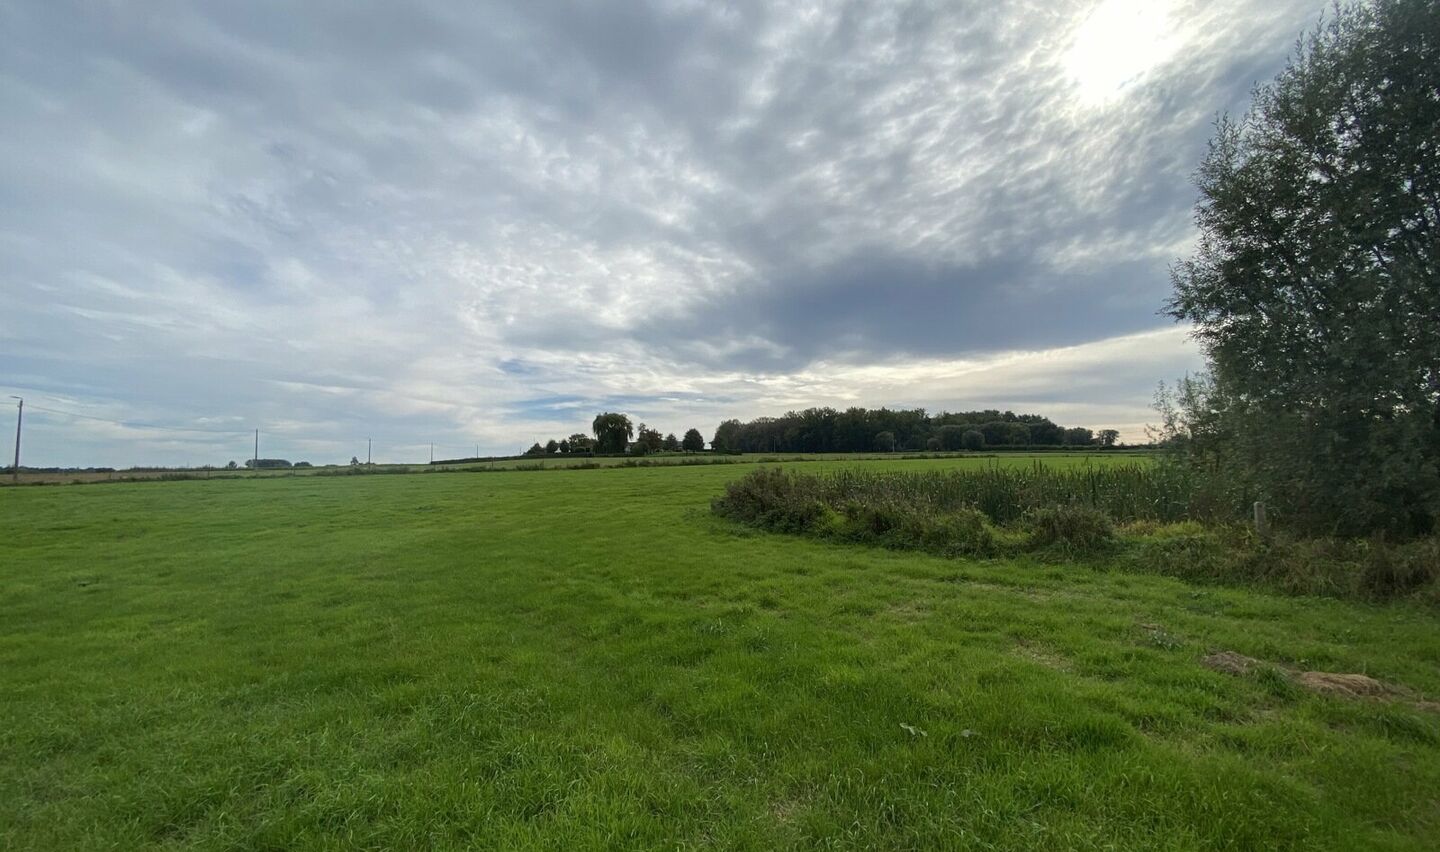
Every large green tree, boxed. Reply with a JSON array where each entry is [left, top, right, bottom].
[[935, 424, 968, 451], [711, 419, 742, 452], [591, 413, 634, 455], [1166, 0, 1440, 535], [635, 423, 664, 454]]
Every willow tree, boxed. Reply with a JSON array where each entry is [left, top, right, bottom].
[[1167, 0, 1439, 535], [591, 412, 633, 455]]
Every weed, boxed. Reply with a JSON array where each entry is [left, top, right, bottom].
[[1023, 504, 1116, 554]]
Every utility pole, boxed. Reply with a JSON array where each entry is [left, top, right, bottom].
[[430, 442, 434, 464], [8, 396, 21, 484], [367, 437, 372, 466], [253, 429, 259, 474]]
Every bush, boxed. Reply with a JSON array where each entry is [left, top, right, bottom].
[[711, 467, 1440, 602], [711, 468, 827, 533], [1023, 505, 1116, 553], [922, 507, 998, 557], [714, 469, 1001, 556], [1358, 538, 1440, 598]]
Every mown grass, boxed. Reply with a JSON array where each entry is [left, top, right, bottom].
[[3, 457, 1439, 849]]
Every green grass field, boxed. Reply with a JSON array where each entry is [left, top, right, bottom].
[[3, 456, 1438, 849], [7, 449, 1154, 485]]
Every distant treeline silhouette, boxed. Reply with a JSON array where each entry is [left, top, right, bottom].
[[710, 408, 1118, 454]]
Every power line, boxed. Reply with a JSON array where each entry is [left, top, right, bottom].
[[9, 399, 494, 465], [23, 404, 254, 435]]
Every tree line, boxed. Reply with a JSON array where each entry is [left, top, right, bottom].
[[526, 414, 706, 456], [711, 409, 1117, 453], [525, 408, 1118, 456]]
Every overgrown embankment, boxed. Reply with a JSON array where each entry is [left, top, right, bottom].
[[712, 466, 1440, 603]]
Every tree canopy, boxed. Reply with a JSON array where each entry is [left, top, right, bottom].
[[591, 413, 634, 455], [634, 423, 664, 455], [530, 408, 1116, 459], [1166, 0, 1440, 535], [707, 407, 1105, 453]]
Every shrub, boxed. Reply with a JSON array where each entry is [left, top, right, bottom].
[[1355, 538, 1440, 599], [711, 467, 1439, 602], [1024, 505, 1116, 553], [714, 469, 1003, 557], [711, 468, 827, 533], [925, 507, 998, 557]]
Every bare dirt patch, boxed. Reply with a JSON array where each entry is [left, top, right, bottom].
[[1204, 651, 1434, 711], [1295, 671, 1398, 699]]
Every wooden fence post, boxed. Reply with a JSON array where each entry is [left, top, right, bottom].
[[1253, 501, 1268, 540]]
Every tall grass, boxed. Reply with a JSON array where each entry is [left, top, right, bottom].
[[712, 465, 1439, 602], [724, 461, 1236, 526]]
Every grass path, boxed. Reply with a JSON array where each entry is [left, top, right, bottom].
[[3, 460, 1438, 849]]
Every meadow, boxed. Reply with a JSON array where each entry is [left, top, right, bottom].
[[3, 455, 1438, 849], [4, 449, 1151, 485]]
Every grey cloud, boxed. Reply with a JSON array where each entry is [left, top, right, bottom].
[[1, 0, 1323, 464], [642, 250, 1168, 371]]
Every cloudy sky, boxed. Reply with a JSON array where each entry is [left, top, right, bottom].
[[2, 0, 1324, 466]]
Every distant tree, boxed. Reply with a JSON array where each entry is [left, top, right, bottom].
[[712, 419, 742, 452], [568, 433, 594, 454], [1063, 427, 1094, 446], [1026, 419, 1064, 445], [635, 423, 664, 454], [592, 412, 634, 454], [245, 458, 292, 469], [961, 429, 985, 451], [228, 460, 240, 470], [682, 428, 705, 452], [1097, 429, 1120, 448], [1165, 0, 1440, 534], [936, 424, 967, 451], [707, 407, 1094, 453], [294, 461, 312, 469], [874, 431, 896, 452], [544, 439, 559, 455], [978, 421, 1011, 446], [663, 433, 681, 452], [524, 442, 546, 456], [925, 436, 942, 451]]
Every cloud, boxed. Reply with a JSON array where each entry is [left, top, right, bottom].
[[0, 0, 1321, 464]]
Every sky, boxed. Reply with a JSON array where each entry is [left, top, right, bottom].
[[1, 0, 1326, 466]]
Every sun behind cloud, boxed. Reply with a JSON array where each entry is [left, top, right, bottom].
[[1063, 0, 1186, 106]]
